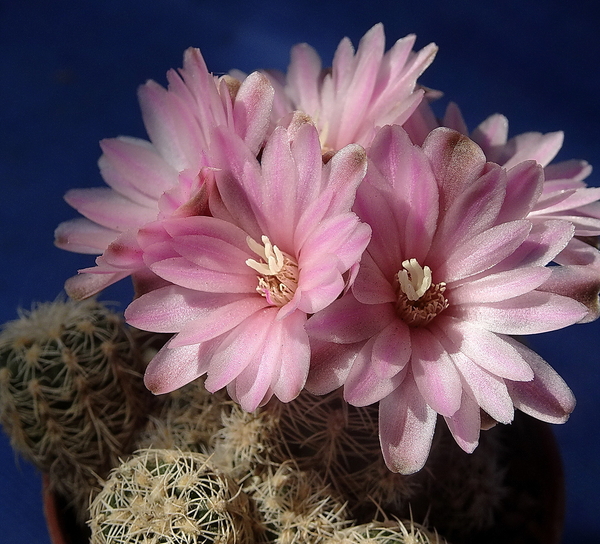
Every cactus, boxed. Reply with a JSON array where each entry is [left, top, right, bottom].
[[210, 402, 284, 480], [263, 390, 420, 520], [326, 520, 446, 544], [247, 459, 349, 544], [136, 379, 226, 454], [89, 448, 254, 544], [0, 297, 154, 522]]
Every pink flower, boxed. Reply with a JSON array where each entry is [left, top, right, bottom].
[[55, 48, 274, 299], [404, 101, 600, 321], [264, 23, 437, 153], [306, 125, 588, 474], [124, 121, 371, 411]]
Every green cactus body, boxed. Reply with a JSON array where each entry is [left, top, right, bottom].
[[0, 298, 154, 521], [89, 449, 253, 544]]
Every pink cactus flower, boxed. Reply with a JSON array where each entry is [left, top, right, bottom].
[[55, 48, 274, 299], [404, 100, 600, 321], [306, 125, 588, 474], [263, 23, 437, 154], [124, 121, 371, 411]]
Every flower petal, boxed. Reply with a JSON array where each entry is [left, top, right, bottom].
[[305, 294, 394, 344], [410, 327, 462, 417], [451, 291, 588, 335], [144, 340, 209, 395], [504, 338, 576, 423], [379, 376, 438, 474]]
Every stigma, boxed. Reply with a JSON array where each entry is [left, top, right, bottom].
[[246, 235, 299, 307], [395, 259, 448, 327]]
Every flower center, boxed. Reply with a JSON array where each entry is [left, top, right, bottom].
[[395, 259, 448, 327], [246, 235, 299, 307]]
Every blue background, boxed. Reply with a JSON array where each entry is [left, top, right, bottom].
[[1, 1, 599, 542]]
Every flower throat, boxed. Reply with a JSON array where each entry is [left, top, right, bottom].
[[246, 235, 299, 307], [395, 258, 448, 327]]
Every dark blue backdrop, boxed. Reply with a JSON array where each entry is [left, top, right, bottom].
[[1, 1, 599, 542]]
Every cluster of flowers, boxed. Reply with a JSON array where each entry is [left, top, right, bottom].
[[55, 24, 600, 475]]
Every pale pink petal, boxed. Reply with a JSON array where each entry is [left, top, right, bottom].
[[256, 125, 301, 251], [172, 295, 269, 347], [445, 347, 515, 424], [101, 230, 144, 269], [504, 338, 576, 423], [444, 391, 481, 453], [442, 102, 468, 135], [296, 253, 345, 314], [541, 213, 600, 237], [306, 338, 362, 395], [379, 376, 438, 474], [271, 310, 311, 402], [54, 218, 117, 254], [544, 159, 592, 183], [333, 24, 385, 146], [437, 220, 532, 282], [64, 187, 157, 231], [64, 270, 130, 300], [233, 71, 274, 155], [305, 294, 395, 344], [501, 131, 564, 170], [553, 236, 600, 267], [536, 264, 600, 323], [144, 341, 208, 395], [298, 212, 371, 273], [138, 79, 206, 172], [354, 170, 406, 280], [532, 187, 600, 214], [423, 127, 487, 211], [204, 308, 277, 393], [431, 164, 507, 254], [365, 124, 439, 262], [435, 316, 534, 381], [352, 251, 397, 305], [344, 321, 411, 406], [490, 219, 574, 271], [150, 256, 257, 293], [470, 114, 509, 159], [98, 136, 179, 202], [449, 267, 552, 305], [286, 42, 322, 115], [410, 327, 462, 417], [125, 285, 267, 339], [495, 160, 544, 223], [313, 143, 368, 218], [452, 291, 587, 334]]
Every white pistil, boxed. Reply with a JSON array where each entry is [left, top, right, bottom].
[[395, 258, 448, 327], [246, 235, 286, 276], [397, 259, 432, 301], [246, 235, 299, 307]]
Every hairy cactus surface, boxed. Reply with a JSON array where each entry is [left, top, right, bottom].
[[327, 520, 446, 543], [0, 298, 153, 520], [89, 449, 253, 544], [247, 460, 349, 544], [263, 390, 421, 520], [137, 379, 226, 454]]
